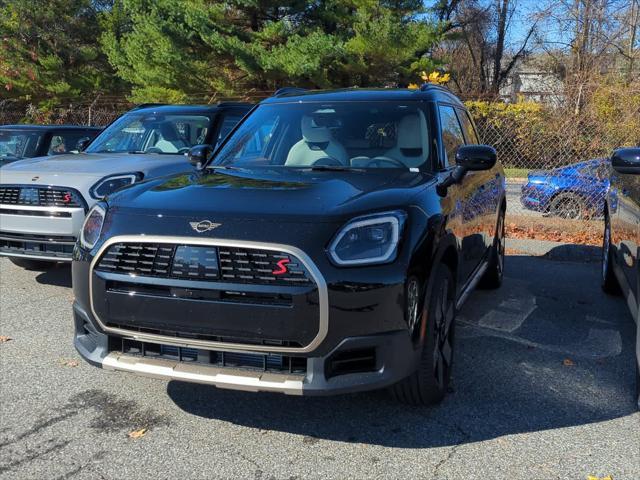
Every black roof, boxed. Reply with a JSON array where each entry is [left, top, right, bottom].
[[262, 86, 465, 107], [0, 124, 103, 131], [130, 102, 252, 114]]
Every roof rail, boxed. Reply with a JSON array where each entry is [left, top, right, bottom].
[[419, 83, 453, 94], [273, 87, 308, 97]]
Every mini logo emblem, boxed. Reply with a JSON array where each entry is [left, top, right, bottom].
[[272, 258, 290, 275], [189, 220, 221, 233], [31, 176, 39, 182]]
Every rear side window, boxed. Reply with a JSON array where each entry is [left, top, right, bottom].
[[438, 105, 466, 166], [457, 110, 480, 144], [48, 132, 94, 155]]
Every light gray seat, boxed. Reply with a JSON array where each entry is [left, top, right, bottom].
[[285, 116, 348, 166], [383, 112, 429, 168]]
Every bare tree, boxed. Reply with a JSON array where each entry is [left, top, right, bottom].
[[433, 0, 538, 97]]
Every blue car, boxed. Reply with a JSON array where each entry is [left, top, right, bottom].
[[520, 159, 610, 219]]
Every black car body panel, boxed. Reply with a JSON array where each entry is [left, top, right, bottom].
[[72, 87, 506, 396], [604, 147, 640, 408]]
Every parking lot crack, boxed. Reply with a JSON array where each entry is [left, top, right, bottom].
[[431, 423, 470, 479]]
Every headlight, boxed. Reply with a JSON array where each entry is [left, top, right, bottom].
[[89, 173, 142, 199], [80, 203, 107, 250], [328, 211, 407, 266]]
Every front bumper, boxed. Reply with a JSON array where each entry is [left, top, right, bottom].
[[0, 205, 86, 261], [73, 302, 417, 395]]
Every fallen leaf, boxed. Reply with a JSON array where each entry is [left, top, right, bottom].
[[127, 428, 147, 439], [563, 358, 575, 366], [0, 336, 12, 343], [587, 476, 613, 480], [61, 359, 79, 367]]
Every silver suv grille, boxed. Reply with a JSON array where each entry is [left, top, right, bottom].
[[0, 186, 84, 208]]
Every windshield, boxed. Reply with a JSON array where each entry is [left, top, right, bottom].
[[87, 113, 214, 154], [213, 102, 431, 170], [0, 131, 44, 159]]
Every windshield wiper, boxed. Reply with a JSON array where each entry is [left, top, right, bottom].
[[205, 165, 240, 171], [127, 150, 147, 154], [308, 165, 364, 172]]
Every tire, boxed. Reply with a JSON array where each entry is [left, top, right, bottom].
[[479, 209, 506, 289], [9, 257, 57, 271], [391, 265, 456, 405], [601, 214, 621, 295], [549, 192, 585, 220]]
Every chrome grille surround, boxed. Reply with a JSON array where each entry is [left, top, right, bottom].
[[89, 235, 329, 354]]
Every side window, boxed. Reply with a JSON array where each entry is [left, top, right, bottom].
[[457, 110, 480, 144], [438, 105, 466, 166], [48, 135, 72, 155], [216, 112, 246, 145]]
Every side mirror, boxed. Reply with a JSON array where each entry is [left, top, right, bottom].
[[436, 145, 497, 196], [187, 144, 213, 169], [611, 148, 640, 175], [455, 145, 497, 171], [76, 137, 92, 152]]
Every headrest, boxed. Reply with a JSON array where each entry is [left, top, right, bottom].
[[397, 114, 422, 149], [301, 116, 330, 143], [159, 122, 180, 141]]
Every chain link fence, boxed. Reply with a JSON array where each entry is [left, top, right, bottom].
[[471, 98, 640, 246], [2, 92, 639, 246]]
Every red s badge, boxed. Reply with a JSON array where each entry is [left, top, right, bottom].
[[272, 259, 290, 275], [62, 193, 72, 203]]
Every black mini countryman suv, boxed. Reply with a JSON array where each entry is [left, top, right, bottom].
[[72, 86, 506, 405]]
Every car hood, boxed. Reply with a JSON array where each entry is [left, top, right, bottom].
[[108, 168, 436, 223], [0, 152, 186, 180]]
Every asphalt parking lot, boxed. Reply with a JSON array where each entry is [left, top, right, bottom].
[[0, 248, 639, 480]]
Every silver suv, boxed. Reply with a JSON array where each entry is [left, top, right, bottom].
[[0, 103, 251, 269]]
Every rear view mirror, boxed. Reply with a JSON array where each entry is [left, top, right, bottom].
[[76, 137, 92, 152], [187, 144, 213, 169], [611, 148, 640, 175], [455, 145, 497, 171]]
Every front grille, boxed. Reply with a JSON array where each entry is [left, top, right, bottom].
[[96, 242, 312, 286], [0, 232, 76, 258], [0, 185, 84, 208], [218, 247, 311, 285], [111, 337, 307, 375]]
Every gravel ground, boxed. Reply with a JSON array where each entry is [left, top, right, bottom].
[[0, 248, 638, 480]]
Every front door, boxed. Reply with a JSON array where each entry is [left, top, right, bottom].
[[438, 104, 487, 285]]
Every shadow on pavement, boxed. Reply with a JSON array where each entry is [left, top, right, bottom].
[[35, 264, 72, 288], [544, 243, 601, 262], [167, 254, 637, 448]]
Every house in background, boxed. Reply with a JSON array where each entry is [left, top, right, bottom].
[[499, 58, 565, 106]]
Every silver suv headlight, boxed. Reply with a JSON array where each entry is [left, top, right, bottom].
[[89, 173, 142, 199], [80, 203, 107, 250], [328, 211, 407, 266]]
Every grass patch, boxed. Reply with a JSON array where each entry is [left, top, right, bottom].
[[504, 168, 531, 179]]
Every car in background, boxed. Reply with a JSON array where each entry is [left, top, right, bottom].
[[0, 102, 251, 269], [72, 86, 506, 405], [601, 147, 640, 410], [0, 125, 102, 167], [520, 158, 609, 219]]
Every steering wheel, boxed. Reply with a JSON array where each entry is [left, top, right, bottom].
[[312, 157, 344, 167], [177, 147, 190, 154], [145, 147, 163, 154], [365, 156, 406, 168]]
